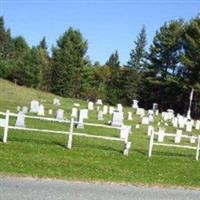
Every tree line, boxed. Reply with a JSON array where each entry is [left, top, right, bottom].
[[0, 15, 200, 117]]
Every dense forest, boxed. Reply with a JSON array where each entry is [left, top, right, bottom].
[[0, 15, 200, 117]]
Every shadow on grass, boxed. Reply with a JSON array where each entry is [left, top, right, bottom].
[[7, 136, 122, 154], [152, 150, 194, 159]]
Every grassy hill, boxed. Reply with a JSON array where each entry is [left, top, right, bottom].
[[0, 79, 200, 187]]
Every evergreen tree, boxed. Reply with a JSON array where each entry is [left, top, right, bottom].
[[181, 16, 200, 117], [148, 20, 184, 78], [51, 27, 88, 97], [37, 37, 51, 90], [127, 25, 147, 70], [105, 50, 120, 68]]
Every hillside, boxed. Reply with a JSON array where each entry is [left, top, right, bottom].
[[0, 79, 200, 187]]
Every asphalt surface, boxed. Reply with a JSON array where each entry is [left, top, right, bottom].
[[0, 176, 200, 200]]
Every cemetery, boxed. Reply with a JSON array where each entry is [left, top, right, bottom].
[[0, 79, 200, 187]]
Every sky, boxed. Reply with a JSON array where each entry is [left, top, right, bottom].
[[0, 0, 200, 64]]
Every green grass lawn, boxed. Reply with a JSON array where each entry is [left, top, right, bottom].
[[0, 79, 200, 187]]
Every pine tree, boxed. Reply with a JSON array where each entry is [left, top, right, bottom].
[[148, 20, 184, 78], [51, 27, 88, 97], [127, 25, 147, 70], [105, 50, 120, 68]]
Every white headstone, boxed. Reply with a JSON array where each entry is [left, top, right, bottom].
[[158, 127, 165, 142], [77, 110, 84, 128], [88, 102, 94, 110], [22, 106, 28, 114], [141, 117, 149, 125], [30, 100, 40, 113], [120, 125, 131, 142], [111, 111, 123, 127], [117, 104, 123, 112], [173, 117, 178, 128], [15, 112, 25, 127], [109, 106, 114, 114], [103, 105, 108, 115], [186, 121, 192, 132], [147, 126, 154, 136], [195, 120, 200, 130], [148, 114, 154, 122], [190, 136, 196, 143], [56, 109, 64, 120], [127, 112, 133, 120], [135, 124, 140, 129], [81, 109, 88, 119], [53, 98, 60, 106], [136, 108, 145, 117], [0, 118, 6, 127], [96, 99, 103, 105], [71, 107, 78, 118], [48, 109, 52, 115], [97, 110, 104, 121], [174, 130, 182, 143], [17, 106, 21, 112], [132, 99, 139, 109], [37, 104, 45, 116], [152, 103, 158, 112], [74, 103, 80, 107]]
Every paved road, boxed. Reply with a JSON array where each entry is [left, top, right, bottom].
[[0, 176, 200, 200]]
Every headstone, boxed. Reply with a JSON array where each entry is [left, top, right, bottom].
[[88, 101, 94, 110], [77, 110, 84, 128], [148, 110, 154, 115], [81, 109, 88, 119], [195, 120, 200, 130], [37, 104, 45, 116], [152, 103, 158, 112], [136, 108, 145, 117], [56, 109, 64, 120], [155, 110, 159, 116], [53, 98, 61, 106], [22, 106, 28, 114], [30, 100, 40, 113], [71, 107, 78, 118], [135, 124, 140, 129], [141, 117, 149, 125], [148, 126, 154, 136], [97, 106, 100, 111], [48, 109, 52, 115], [74, 103, 80, 107], [158, 127, 165, 142], [190, 136, 196, 144], [132, 99, 139, 109], [17, 106, 21, 112], [174, 130, 182, 143], [178, 115, 185, 128], [103, 105, 108, 115], [97, 110, 104, 121], [15, 112, 25, 127], [111, 111, 123, 127], [109, 106, 114, 114], [120, 125, 131, 142], [96, 99, 103, 105], [186, 121, 192, 132], [148, 113, 154, 122], [117, 104, 123, 112], [172, 117, 178, 128], [0, 118, 6, 127], [127, 112, 132, 120]]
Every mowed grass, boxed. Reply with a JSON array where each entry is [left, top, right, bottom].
[[0, 79, 200, 187]]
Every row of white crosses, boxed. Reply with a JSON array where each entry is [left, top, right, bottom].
[[148, 126, 197, 144], [148, 126, 200, 160]]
